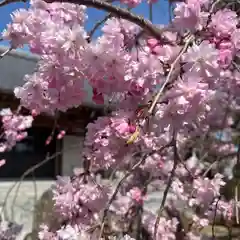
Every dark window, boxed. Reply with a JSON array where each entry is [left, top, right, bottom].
[[0, 127, 62, 179]]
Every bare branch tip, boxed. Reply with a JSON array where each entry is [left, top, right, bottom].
[[0, 47, 12, 60]]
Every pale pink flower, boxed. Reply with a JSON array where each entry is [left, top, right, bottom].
[[142, 211, 178, 240], [173, 1, 208, 31], [128, 187, 145, 204], [232, 29, 240, 50], [0, 108, 33, 152], [0, 159, 6, 167], [53, 175, 109, 223], [182, 41, 219, 78], [210, 9, 238, 36]]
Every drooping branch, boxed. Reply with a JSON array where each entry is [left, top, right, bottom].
[[147, 35, 194, 116], [153, 139, 178, 239], [46, 0, 171, 42], [0, 0, 171, 42], [87, 13, 112, 41]]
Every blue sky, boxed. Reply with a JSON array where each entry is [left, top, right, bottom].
[[0, 0, 170, 49]]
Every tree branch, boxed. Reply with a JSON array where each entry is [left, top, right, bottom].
[[96, 143, 172, 239], [46, 0, 169, 42], [87, 13, 112, 41], [0, 0, 25, 7], [153, 140, 178, 240], [98, 152, 148, 239], [148, 35, 194, 116], [0, 47, 12, 59], [0, 142, 81, 219]]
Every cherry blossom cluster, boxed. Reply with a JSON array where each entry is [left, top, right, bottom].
[[53, 175, 109, 223], [39, 222, 135, 240], [0, 108, 33, 153], [0, 220, 23, 240], [1, 0, 240, 239], [3, 0, 87, 114]]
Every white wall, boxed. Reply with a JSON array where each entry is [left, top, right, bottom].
[[0, 180, 54, 240], [62, 135, 85, 176]]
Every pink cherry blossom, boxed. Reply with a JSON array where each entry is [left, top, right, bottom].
[[0, 108, 33, 152], [2, 0, 240, 239], [210, 9, 238, 37], [173, 1, 208, 31], [182, 41, 219, 78]]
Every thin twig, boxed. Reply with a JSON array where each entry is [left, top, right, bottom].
[[148, 35, 194, 116], [98, 143, 172, 239], [210, 0, 224, 13], [10, 156, 42, 221], [203, 160, 218, 177], [32, 171, 38, 218], [212, 197, 220, 240], [149, 2, 153, 22], [135, 205, 143, 240], [2, 153, 58, 219], [153, 140, 178, 239], [235, 185, 239, 224], [98, 152, 149, 239], [46, 111, 59, 144], [168, 0, 172, 23], [233, 61, 240, 72], [87, 13, 112, 41], [0, 143, 81, 219], [0, 47, 13, 59], [235, 144, 240, 224]]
